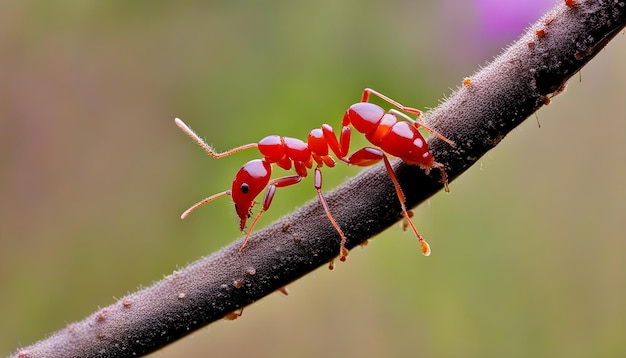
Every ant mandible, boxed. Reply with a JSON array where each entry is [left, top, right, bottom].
[[175, 88, 455, 262]]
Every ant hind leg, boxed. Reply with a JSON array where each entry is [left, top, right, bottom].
[[380, 155, 432, 256]]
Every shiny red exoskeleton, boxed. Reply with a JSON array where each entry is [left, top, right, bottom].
[[175, 88, 454, 263]]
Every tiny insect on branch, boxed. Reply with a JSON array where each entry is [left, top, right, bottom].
[[176, 88, 454, 263]]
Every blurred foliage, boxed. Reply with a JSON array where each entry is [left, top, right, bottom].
[[1, 1, 625, 357]]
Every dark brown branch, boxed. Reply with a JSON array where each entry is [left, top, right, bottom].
[[12, 1, 626, 357]]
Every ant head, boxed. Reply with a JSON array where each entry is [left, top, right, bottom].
[[231, 159, 272, 231]]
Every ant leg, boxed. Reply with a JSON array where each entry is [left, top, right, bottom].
[[343, 146, 432, 256], [430, 161, 450, 193], [175, 118, 258, 158], [313, 167, 349, 262], [343, 147, 384, 166], [361, 88, 423, 116], [380, 155, 431, 256], [239, 175, 303, 254], [402, 210, 414, 231], [180, 190, 232, 219]]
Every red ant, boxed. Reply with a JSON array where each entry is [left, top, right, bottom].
[[175, 88, 454, 262]]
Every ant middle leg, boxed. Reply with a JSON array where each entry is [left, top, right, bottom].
[[313, 167, 350, 262]]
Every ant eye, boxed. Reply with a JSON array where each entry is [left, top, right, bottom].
[[240, 183, 249, 194]]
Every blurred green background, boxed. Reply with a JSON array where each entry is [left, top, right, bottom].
[[1, 1, 625, 357]]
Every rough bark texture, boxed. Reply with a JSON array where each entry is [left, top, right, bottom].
[[12, 1, 626, 357]]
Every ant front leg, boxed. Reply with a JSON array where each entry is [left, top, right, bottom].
[[240, 175, 303, 254]]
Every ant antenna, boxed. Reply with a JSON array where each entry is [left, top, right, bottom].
[[175, 118, 258, 158], [180, 190, 232, 219]]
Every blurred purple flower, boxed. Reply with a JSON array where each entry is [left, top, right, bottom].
[[474, 0, 555, 40], [439, 0, 555, 63]]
